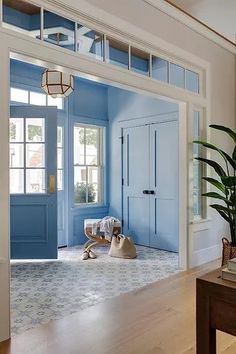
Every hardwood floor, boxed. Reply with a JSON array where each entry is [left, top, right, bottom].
[[0, 259, 236, 354]]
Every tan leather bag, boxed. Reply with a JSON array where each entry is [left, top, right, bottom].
[[108, 234, 137, 259]]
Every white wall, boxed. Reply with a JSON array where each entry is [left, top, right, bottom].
[[169, 0, 236, 43]]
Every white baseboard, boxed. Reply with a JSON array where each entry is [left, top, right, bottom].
[[190, 243, 221, 267]]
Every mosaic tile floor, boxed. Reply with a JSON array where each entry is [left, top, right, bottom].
[[11, 245, 180, 336]]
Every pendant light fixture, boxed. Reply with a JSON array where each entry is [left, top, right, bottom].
[[41, 69, 74, 98]]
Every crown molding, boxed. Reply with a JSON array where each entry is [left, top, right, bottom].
[[144, 0, 236, 54]]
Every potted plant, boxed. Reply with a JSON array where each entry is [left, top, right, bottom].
[[193, 124, 236, 266]]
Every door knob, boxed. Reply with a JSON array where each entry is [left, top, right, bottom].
[[143, 190, 155, 195]]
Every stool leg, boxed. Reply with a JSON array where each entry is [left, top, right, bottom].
[[85, 241, 98, 252]]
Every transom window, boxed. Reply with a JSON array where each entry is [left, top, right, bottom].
[[10, 87, 63, 110], [9, 117, 46, 194], [73, 124, 103, 205]]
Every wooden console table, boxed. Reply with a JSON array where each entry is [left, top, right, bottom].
[[196, 268, 236, 354]]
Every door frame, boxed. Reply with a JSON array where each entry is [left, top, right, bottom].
[[120, 110, 187, 265], [0, 14, 208, 339]]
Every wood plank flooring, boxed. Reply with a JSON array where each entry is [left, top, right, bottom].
[[0, 259, 236, 354]]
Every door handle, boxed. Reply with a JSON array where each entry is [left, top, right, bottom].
[[48, 175, 56, 193], [143, 190, 155, 195]]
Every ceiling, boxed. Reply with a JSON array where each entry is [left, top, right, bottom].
[[167, 0, 236, 43], [4, 0, 40, 14]]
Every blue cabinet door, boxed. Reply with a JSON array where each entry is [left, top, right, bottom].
[[149, 121, 179, 252], [122, 125, 150, 246], [122, 121, 179, 251], [10, 106, 58, 259]]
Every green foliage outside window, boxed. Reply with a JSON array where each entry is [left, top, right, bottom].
[[74, 182, 96, 204]]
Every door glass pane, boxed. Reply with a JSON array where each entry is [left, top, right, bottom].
[[170, 63, 185, 88], [26, 144, 45, 168], [10, 169, 24, 193], [26, 169, 45, 193], [88, 166, 99, 203], [30, 92, 46, 106], [57, 148, 63, 169], [106, 37, 129, 69], [26, 118, 45, 142], [152, 57, 169, 83], [57, 126, 63, 147], [10, 88, 28, 104], [44, 10, 75, 51], [9, 144, 24, 168], [131, 47, 150, 76], [57, 169, 63, 191], [9, 118, 24, 142], [186, 70, 199, 93], [85, 128, 99, 165], [77, 25, 103, 60], [74, 166, 87, 203], [74, 125, 85, 165], [3, 0, 41, 40]]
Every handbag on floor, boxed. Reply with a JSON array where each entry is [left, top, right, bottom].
[[108, 234, 137, 259]]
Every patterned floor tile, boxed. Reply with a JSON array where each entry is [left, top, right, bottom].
[[11, 245, 180, 336]]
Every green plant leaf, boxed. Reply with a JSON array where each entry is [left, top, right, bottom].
[[233, 146, 236, 161], [202, 192, 234, 206], [221, 176, 236, 187], [195, 157, 226, 177], [210, 124, 236, 143], [202, 177, 226, 194], [193, 140, 236, 170], [210, 204, 236, 215], [214, 209, 232, 224]]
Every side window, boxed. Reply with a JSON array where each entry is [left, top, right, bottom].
[[192, 110, 204, 219], [73, 124, 103, 205], [57, 126, 64, 191]]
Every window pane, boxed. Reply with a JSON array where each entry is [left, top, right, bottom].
[[106, 37, 129, 69], [10, 88, 28, 104], [57, 148, 63, 169], [74, 166, 87, 203], [57, 126, 63, 147], [88, 166, 99, 203], [74, 126, 85, 165], [9, 118, 24, 142], [3, 0, 41, 40], [26, 144, 45, 168], [10, 144, 24, 168], [57, 169, 63, 191], [186, 70, 199, 93], [77, 25, 103, 60], [152, 57, 169, 83], [48, 95, 63, 109], [131, 48, 150, 76], [26, 118, 45, 142], [85, 128, 99, 165], [44, 10, 75, 51], [170, 63, 185, 88], [26, 169, 45, 193], [10, 169, 24, 193], [30, 92, 46, 106]]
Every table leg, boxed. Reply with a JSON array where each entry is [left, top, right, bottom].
[[196, 279, 216, 354]]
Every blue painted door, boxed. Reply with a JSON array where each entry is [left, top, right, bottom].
[[122, 121, 179, 251], [122, 125, 150, 246], [10, 106, 58, 259], [149, 121, 179, 252]]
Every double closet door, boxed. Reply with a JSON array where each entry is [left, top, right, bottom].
[[122, 120, 179, 252]]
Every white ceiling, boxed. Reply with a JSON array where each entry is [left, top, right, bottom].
[[168, 0, 236, 43]]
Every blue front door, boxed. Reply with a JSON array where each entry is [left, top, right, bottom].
[[10, 106, 58, 259]]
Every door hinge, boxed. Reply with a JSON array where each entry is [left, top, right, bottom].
[[121, 219, 124, 228], [122, 178, 124, 186], [121, 136, 124, 144]]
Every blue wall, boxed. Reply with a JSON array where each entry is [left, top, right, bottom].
[[10, 59, 109, 247]]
